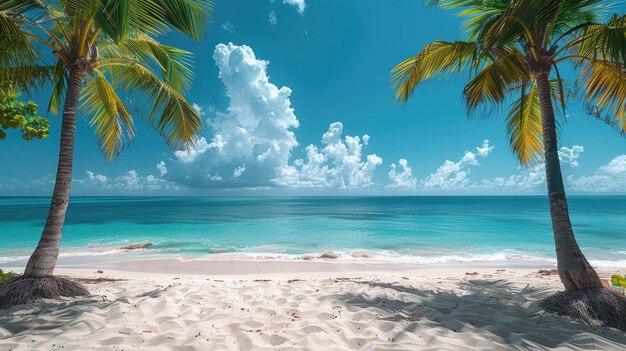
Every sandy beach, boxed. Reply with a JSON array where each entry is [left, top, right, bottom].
[[1, 260, 625, 350]]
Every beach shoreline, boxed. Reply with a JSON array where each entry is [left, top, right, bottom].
[[4, 254, 563, 279]]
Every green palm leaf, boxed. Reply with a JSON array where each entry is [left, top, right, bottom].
[[581, 61, 626, 133], [106, 63, 202, 150], [48, 60, 67, 115], [151, 0, 213, 41], [573, 14, 626, 67], [391, 40, 483, 103], [506, 83, 543, 165], [462, 52, 528, 116], [81, 68, 135, 160], [101, 34, 194, 93], [0, 65, 52, 92], [0, 9, 37, 67]]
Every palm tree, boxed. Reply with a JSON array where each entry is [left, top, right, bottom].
[[391, 0, 625, 327], [0, 0, 212, 308]]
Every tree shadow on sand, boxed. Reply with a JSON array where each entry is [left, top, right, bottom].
[[0, 278, 136, 340], [331, 278, 626, 350], [1, 277, 626, 350]]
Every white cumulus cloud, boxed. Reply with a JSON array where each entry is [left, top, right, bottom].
[[174, 137, 211, 163], [388, 159, 417, 189], [274, 122, 383, 189], [283, 0, 305, 14], [479, 164, 546, 191], [599, 154, 626, 175], [156, 161, 168, 176], [422, 140, 493, 190], [166, 43, 382, 191], [474, 145, 623, 193], [569, 154, 626, 193], [168, 43, 300, 188], [559, 145, 584, 167]]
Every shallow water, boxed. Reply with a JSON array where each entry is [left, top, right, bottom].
[[0, 196, 624, 266]]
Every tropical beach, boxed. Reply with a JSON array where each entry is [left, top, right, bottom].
[[2, 196, 626, 349], [2, 0, 626, 350]]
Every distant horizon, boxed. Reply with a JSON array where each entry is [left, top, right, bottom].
[[2, 194, 625, 198]]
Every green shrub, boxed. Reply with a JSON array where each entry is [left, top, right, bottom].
[[0, 87, 49, 141], [611, 274, 626, 288], [0, 269, 17, 281]]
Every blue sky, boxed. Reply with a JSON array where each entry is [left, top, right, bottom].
[[1, 0, 625, 196]]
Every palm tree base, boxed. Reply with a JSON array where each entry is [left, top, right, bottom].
[[0, 275, 89, 309], [541, 288, 626, 331]]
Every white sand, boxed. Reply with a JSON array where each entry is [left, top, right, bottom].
[[1, 261, 625, 350]]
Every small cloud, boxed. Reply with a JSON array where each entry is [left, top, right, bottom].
[[559, 145, 584, 167], [476, 139, 494, 157], [208, 174, 223, 181], [233, 165, 247, 178], [422, 140, 493, 190], [221, 21, 236, 34], [388, 159, 417, 190], [156, 161, 168, 177], [362, 135, 370, 146], [283, 0, 305, 14], [268, 11, 277, 26]]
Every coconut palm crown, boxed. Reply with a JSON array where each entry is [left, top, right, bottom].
[[391, 0, 625, 292], [0, 0, 211, 308], [2, 0, 210, 159]]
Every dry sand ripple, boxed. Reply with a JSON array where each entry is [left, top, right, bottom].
[[1, 268, 625, 350]]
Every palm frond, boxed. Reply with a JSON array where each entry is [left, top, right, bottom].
[[572, 14, 626, 67], [544, 0, 610, 45], [390, 40, 484, 103], [483, 1, 562, 49], [0, 65, 52, 93], [580, 61, 626, 133], [63, 0, 100, 20], [80, 68, 135, 161], [0, 0, 46, 13], [94, 0, 131, 43], [150, 0, 213, 41], [506, 82, 543, 165], [48, 60, 67, 115], [431, 0, 512, 42], [0, 9, 38, 67], [100, 35, 194, 93], [105, 63, 202, 150], [95, 0, 165, 43], [462, 51, 528, 116]]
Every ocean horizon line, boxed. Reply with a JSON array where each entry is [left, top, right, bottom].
[[1, 194, 625, 199]]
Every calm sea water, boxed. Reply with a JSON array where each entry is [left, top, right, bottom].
[[0, 196, 625, 267]]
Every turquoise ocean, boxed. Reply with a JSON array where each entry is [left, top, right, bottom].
[[1, 196, 625, 267]]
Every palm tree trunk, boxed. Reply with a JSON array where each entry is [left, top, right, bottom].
[[23, 66, 85, 277], [535, 73, 602, 291]]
